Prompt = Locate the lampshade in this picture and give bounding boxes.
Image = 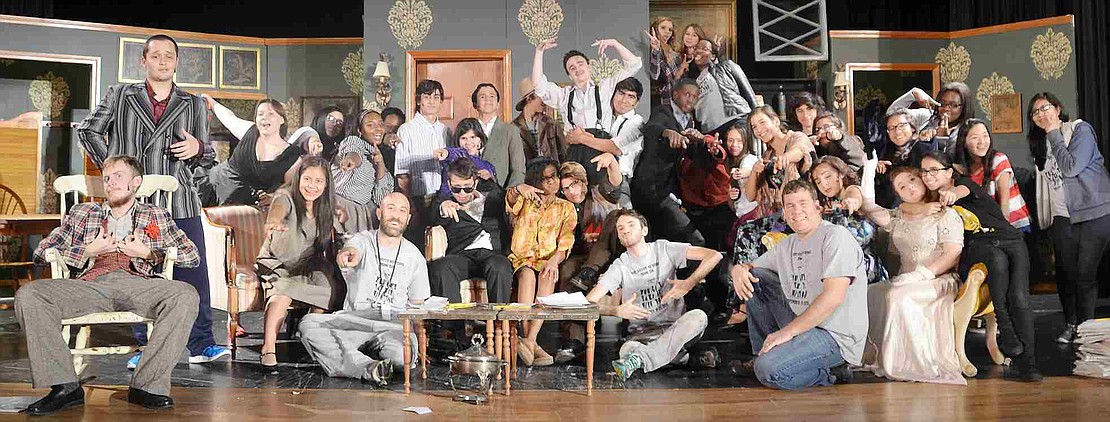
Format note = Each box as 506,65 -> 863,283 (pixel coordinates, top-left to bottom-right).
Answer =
373,61 -> 390,79
833,71 -> 848,87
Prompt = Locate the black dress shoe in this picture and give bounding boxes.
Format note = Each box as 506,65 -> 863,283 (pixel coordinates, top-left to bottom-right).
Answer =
1004,355 -> 1044,383
554,339 -> 586,364
127,387 -> 174,409
22,383 -> 84,416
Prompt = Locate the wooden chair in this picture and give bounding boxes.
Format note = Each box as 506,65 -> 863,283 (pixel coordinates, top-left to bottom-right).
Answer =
0,184 -> 33,291
952,263 -> 1005,377
46,173 -> 180,376
200,205 -> 266,358
425,226 -> 488,303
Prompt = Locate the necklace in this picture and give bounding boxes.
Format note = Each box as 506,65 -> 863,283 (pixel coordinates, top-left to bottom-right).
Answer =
371,230 -> 402,303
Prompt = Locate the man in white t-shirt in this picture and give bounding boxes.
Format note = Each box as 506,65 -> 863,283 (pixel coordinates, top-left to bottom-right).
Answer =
729,180 -> 867,390
585,210 -> 723,381
299,193 -> 430,386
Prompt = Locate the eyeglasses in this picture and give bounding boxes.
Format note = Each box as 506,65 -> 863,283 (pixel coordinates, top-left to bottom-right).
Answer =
561,180 -> 582,191
326,115 -> 345,126
921,167 -> 950,176
1032,104 -> 1055,116
939,101 -> 962,109
817,123 -> 837,132
450,186 -> 475,194
886,122 -> 911,133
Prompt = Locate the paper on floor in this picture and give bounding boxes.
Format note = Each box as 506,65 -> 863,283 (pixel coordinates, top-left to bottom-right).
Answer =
403,406 -> 433,415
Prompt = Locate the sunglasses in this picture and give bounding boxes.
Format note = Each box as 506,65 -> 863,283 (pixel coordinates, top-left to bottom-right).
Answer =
450,186 -> 476,194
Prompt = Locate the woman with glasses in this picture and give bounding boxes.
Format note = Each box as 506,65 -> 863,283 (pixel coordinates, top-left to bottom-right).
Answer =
874,107 -> 937,208
311,105 -> 347,161
507,157 -> 578,366
1026,92 -> 1110,343
888,82 -> 975,154
812,111 -> 867,172
432,118 -> 498,198
910,150 -> 1041,382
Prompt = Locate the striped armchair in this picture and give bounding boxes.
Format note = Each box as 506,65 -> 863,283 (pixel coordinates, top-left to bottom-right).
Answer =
201,205 -> 266,347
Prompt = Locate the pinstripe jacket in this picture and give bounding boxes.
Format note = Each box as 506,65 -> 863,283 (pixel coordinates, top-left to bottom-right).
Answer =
77,83 -> 213,219
33,202 -> 200,279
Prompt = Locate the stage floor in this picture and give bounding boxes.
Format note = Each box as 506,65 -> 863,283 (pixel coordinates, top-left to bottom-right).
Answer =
0,295 -> 1107,420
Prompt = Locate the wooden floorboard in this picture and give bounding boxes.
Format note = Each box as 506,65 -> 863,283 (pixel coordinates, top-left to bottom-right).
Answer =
1,376 -> 1109,421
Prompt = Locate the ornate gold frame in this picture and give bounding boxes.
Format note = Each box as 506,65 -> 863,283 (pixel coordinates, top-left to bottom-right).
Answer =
218,46 -> 261,90
117,37 -> 147,83
175,42 -> 217,88
649,0 -> 738,60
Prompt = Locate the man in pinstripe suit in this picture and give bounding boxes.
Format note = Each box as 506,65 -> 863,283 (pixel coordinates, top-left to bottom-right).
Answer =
77,34 -> 231,367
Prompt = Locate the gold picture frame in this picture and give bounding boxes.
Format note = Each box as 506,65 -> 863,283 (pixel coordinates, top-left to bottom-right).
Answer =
175,42 -> 216,88
649,0 -> 738,61
117,37 -> 147,83
990,93 -> 1023,134
219,46 -> 261,90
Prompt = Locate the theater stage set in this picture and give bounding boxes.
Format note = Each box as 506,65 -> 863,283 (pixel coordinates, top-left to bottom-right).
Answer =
1,1 -> 1109,420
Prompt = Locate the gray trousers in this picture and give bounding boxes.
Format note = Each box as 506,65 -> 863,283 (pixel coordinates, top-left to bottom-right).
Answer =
619,309 -> 708,372
298,311 -> 416,379
14,271 -> 199,396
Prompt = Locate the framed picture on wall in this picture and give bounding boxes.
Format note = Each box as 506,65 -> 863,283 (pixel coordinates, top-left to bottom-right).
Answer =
219,46 -> 260,90
118,37 -> 147,83
175,43 -> 216,88
990,93 -> 1023,134
649,0 -> 738,61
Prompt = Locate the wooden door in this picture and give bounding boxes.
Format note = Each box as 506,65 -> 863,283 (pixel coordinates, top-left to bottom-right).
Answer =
406,50 -> 513,134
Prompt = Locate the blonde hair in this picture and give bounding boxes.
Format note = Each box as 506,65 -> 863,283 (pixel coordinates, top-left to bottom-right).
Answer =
650,16 -> 678,53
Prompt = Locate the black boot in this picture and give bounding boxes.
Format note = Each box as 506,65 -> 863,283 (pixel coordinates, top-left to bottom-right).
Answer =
1004,354 -> 1043,382
21,383 -> 84,416
567,267 -> 599,292
127,387 -> 174,409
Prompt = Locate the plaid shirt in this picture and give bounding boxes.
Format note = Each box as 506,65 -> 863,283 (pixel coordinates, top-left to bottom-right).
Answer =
33,202 -> 200,279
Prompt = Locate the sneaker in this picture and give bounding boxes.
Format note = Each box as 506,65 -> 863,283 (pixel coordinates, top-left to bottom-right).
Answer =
362,359 -> 393,387
554,339 -> 586,364
568,267 -> 600,292
1004,356 -> 1043,382
126,352 -> 142,371
188,345 -> 231,364
728,359 -> 756,377
1056,324 -> 1077,344
695,347 -> 720,369
612,354 -> 644,382
830,363 -> 854,384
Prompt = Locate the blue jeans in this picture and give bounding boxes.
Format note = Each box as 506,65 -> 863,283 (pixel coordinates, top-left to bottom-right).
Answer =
747,268 -> 845,390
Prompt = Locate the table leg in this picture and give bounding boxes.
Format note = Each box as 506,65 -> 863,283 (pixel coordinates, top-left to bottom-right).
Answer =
486,319 -> 495,354
403,318 -> 412,395
502,319 -> 511,395
509,322 -> 517,380
586,319 -> 595,396
418,320 -> 428,379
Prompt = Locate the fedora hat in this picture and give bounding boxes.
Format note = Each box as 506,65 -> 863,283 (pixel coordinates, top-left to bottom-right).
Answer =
514,77 -> 537,112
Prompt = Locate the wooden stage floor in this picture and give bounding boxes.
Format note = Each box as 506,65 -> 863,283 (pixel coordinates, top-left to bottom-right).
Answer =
1,376 -> 1109,421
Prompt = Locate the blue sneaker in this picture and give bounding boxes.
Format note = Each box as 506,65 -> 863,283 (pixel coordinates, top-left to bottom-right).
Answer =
188,345 -> 231,364
126,352 -> 142,370
612,353 -> 644,382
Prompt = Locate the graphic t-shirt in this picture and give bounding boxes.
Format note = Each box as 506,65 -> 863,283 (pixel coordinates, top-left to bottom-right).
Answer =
342,230 -> 430,311
752,221 -> 868,365
598,240 -> 690,327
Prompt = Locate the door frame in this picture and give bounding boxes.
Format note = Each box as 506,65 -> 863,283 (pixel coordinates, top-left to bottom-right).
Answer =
404,49 -> 513,121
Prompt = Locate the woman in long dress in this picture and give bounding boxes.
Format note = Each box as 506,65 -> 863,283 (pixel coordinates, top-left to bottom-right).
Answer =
860,162 -> 966,385
256,157 -> 344,367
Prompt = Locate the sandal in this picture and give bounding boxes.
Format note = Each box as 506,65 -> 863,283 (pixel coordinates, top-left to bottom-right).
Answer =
517,338 -> 535,367
532,346 -> 554,367
727,308 -> 748,325
260,352 -> 278,368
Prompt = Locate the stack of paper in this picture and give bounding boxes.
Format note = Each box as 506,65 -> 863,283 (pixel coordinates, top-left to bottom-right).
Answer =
421,296 -> 448,311
1074,318 -> 1110,379
537,292 -> 591,307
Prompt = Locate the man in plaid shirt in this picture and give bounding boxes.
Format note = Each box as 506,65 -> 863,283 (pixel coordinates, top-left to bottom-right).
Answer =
16,155 -> 200,415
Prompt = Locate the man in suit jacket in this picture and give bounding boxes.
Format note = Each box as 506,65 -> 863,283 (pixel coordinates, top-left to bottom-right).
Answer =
17,156 -> 201,415
428,157 -> 513,304
631,79 -> 706,246
472,83 -> 526,189
76,34 -> 228,366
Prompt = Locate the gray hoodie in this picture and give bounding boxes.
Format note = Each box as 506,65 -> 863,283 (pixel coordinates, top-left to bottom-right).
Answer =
1046,120 -> 1110,223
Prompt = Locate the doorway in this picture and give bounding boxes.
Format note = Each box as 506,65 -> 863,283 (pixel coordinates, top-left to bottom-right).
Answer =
404,50 -> 512,133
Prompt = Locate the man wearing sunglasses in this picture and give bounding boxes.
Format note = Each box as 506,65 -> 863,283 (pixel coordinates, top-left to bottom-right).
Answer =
427,157 -> 513,305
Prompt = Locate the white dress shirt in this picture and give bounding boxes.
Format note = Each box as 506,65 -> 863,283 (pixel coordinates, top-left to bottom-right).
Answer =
395,113 -> 449,196
608,110 -> 645,177
534,56 -> 643,131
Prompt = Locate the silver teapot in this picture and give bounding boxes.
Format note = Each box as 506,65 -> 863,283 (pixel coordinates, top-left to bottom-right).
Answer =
447,334 -> 504,404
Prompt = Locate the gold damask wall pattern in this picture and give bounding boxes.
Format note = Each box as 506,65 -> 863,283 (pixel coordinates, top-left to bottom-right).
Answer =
1030,28 -> 1071,80
518,0 -> 565,46
388,0 -> 433,50
28,71 -> 70,119
975,72 -> 1015,117
935,42 -> 971,83
342,47 -> 364,96
590,54 -> 623,83
853,85 -> 886,110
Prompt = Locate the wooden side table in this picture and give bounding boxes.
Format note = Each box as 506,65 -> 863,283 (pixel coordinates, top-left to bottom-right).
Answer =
497,305 -> 600,396
397,306 -> 500,395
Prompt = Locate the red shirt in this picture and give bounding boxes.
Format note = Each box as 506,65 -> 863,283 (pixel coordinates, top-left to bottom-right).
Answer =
679,154 -> 732,208
145,82 -> 170,124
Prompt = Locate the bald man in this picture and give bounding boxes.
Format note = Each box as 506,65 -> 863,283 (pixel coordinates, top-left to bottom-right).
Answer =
298,193 -> 430,385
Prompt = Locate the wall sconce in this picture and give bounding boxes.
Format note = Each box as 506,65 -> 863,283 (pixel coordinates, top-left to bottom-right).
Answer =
373,53 -> 392,109
833,71 -> 848,111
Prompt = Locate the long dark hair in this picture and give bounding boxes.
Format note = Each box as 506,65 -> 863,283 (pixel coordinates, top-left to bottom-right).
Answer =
723,120 -> 753,169
953,118 -> 998,187
454,117 -> 488,149
311,105 -> 345,159
288,156 -> 335,252
1026,92 -> 1070,170
811,156 -> 859,207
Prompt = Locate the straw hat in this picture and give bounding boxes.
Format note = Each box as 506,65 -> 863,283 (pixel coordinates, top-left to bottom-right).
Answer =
514,77 -> 537,112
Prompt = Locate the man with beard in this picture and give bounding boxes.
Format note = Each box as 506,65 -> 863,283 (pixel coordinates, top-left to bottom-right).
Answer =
298,193 -> 430,385
584,210 -> 722,381
17,155 -> 201,414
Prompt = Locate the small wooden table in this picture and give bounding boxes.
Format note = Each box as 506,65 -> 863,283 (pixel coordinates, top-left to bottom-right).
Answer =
498,305 -> 600,396
0,213 -> 62,237
397,306 -> 500,395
